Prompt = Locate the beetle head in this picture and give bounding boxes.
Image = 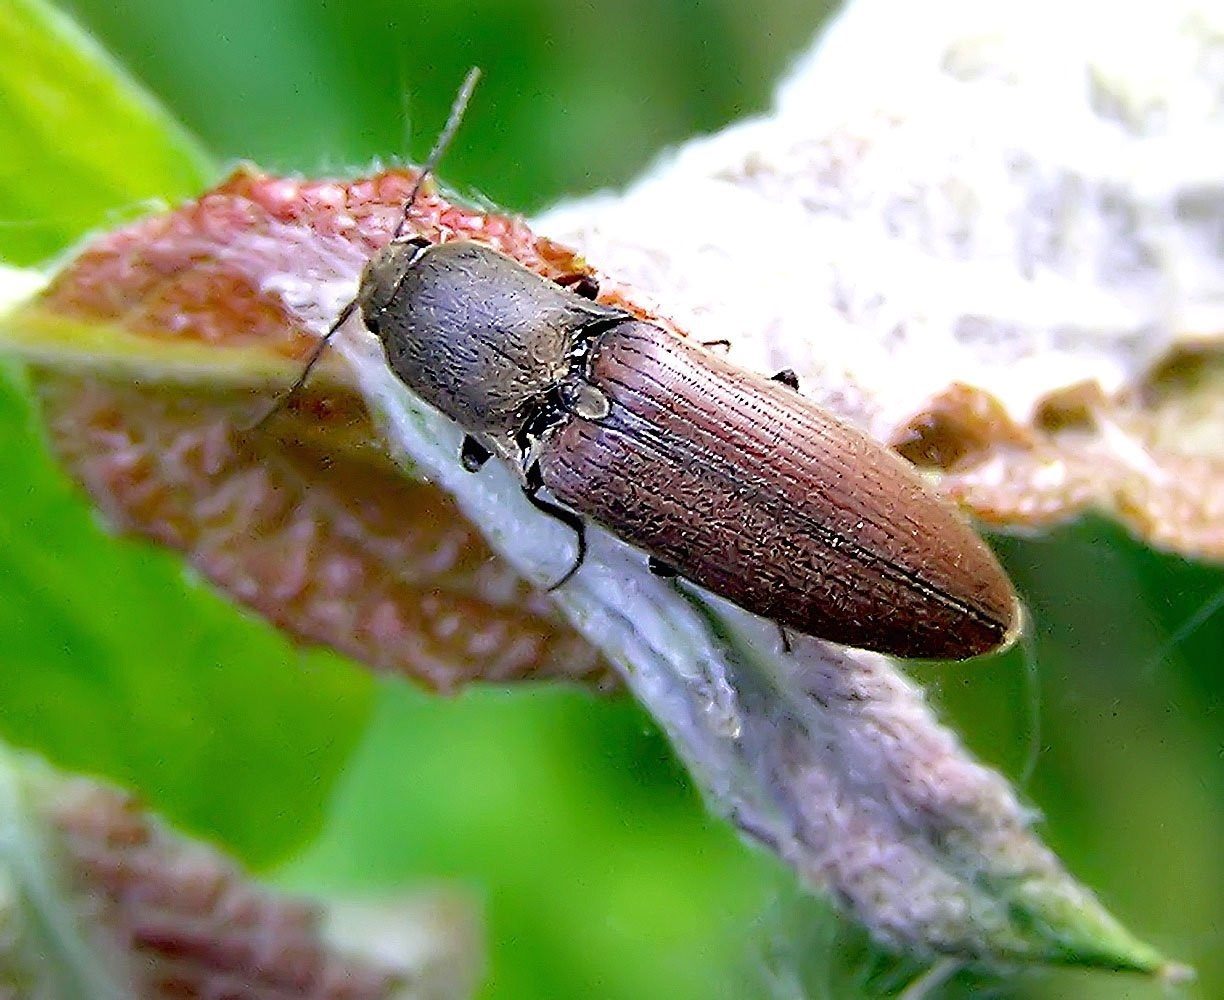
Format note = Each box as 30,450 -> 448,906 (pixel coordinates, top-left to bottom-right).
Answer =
356,237 -> 431,334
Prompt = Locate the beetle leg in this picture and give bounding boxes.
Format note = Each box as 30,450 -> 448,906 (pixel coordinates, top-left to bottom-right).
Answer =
770,368 -> 800,391
728,807 -> 783,854
460,435 -> 492,472
555,272 -> 600,300
524,462 -> 587,590
776,623 -> 793,653
701,338 -> 732,351
400,235 -> 432,252
647,556 -> 678,578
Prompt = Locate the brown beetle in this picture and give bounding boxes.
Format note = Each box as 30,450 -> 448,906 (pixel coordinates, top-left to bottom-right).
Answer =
272,70 -> 1021,660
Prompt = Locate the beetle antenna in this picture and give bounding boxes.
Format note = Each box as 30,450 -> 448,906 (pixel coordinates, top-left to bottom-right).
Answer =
393,66 -> 482,241
248,299 -> 358,431
252,66 -> 480,432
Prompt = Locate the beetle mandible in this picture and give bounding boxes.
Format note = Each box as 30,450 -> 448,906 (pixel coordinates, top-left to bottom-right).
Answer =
269,69 -> 1021,661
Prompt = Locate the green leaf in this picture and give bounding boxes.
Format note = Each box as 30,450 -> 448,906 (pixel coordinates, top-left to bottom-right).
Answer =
0,350 -> 373,865
0,0 -> 372,866
0,0 -> 214,266
279,683 -> 790,1000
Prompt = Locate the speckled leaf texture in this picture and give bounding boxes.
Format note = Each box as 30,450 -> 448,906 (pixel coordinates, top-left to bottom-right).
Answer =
9,170 -> 609,694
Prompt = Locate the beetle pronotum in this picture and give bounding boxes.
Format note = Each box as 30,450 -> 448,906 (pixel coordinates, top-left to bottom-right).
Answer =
267,69 -> 1021,661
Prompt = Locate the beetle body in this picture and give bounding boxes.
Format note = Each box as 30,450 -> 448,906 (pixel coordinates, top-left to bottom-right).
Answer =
358,240 -> 622,461
354,237 -> 1020,660
538,320 -> 1016,658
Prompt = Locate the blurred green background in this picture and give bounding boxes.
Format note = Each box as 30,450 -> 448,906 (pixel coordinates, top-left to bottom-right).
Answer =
2,0 -> 1222,997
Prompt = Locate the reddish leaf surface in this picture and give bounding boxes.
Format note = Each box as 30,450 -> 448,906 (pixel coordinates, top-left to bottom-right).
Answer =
38,168 -> 611,354
16,767 -> 479,999
893,363 -> 1224,558
24,168 -> 613,693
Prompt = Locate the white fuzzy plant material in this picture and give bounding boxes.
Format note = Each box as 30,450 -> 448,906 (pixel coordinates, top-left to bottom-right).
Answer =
540,0 -> 1224,558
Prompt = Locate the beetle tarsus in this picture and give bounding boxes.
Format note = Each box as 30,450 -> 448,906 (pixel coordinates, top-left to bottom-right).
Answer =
555,272 -> 601,300
776,623 -> 793,653
771,368 -> 800,391
524,463 -> 586,590
647,556 -> 678,578
460,435 -> 491,472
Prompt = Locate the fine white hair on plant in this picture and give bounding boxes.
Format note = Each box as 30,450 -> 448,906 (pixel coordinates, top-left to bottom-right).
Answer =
326,287 -> 1173,971
157,0 -> 1205,975
538,0 -> 1224,444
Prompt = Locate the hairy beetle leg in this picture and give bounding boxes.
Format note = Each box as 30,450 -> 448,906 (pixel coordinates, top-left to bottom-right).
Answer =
555,272 -> 601,301
524,462 -> 587,591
